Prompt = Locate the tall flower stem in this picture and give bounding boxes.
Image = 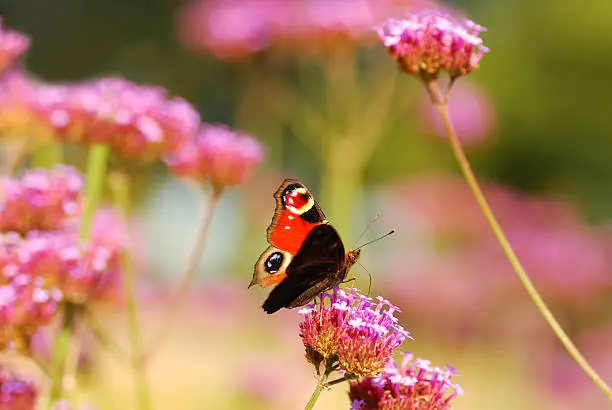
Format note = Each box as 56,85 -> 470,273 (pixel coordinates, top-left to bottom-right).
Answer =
304,381 -> 325,410
47,304 -> 78,406
47,143 -> 110,407
80,143 -> 110,239
426,80 -> 612,401
109,171 -> 151,410
147,186 -> 222,356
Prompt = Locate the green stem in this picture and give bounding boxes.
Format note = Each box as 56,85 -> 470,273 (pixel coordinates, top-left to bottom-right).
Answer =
427,80 -> 612,402
109,172 -> 151,410
304,381 -> 325,410
79,144 -> 110,240
146,187 -> 222,356
47,304 -> 78,406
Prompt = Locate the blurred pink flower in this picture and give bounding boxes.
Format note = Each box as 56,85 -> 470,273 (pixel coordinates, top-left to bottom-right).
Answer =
0,366 -> 36,410
421,81 -> 496,146
0,166 -> 83,235
0,73 -> 201,161
1,230 -> 121,306
0,71 -> 57,143
373,174 -> 612,344
45,77 -> 200,160
377,10 -> 488,78
535,325 -> 612,410
177,0 -> 417,59
0,242 -> 62,350
0,19 -> 29,75
166,124 -> 264,191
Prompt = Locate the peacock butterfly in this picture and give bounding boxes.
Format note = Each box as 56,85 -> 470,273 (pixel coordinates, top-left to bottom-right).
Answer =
249,179 -> 360,314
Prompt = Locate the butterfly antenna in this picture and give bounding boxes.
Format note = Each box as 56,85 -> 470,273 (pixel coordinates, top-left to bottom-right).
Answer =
357,261 -> 373,297
355,230 -> 395,251
352,214 -> 380,249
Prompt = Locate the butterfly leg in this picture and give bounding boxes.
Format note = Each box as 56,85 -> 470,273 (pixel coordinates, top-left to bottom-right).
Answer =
341,276 -> 357,288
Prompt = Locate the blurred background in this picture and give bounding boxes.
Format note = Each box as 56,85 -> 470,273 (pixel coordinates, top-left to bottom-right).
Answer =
2,0 -> 612,409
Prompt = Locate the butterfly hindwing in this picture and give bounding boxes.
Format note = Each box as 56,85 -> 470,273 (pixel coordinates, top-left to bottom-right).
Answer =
262,224 -> 346,314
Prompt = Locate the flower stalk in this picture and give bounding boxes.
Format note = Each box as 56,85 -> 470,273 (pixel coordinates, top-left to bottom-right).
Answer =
147,186 -> 222,355
109,171 -> 151,410
426,79 -> 612,402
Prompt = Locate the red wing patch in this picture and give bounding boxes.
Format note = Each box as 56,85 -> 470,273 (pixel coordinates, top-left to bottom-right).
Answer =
265,179 -> 327,254
268,210 -> 321,254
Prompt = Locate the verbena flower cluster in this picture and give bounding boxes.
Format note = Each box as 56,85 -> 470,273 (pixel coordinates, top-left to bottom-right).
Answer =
0,365 -> 37,410
166,124 -> 264,190
349,353 -> 463,410
0,167 -> 128,350
0,166 -> 83,234
178,0 -> 413,59
0,18 -> 29,75
299,287 -> 410,377
377,10 -> 488,79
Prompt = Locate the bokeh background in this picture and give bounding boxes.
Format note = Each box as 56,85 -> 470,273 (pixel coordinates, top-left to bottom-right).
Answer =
2,0 -> 612,409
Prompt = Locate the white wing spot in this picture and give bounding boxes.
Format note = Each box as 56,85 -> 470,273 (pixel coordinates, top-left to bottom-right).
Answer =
284,226 -> 291,230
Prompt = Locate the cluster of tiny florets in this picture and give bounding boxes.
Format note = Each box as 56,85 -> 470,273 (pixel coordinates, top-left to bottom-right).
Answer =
377,11 -> 488,79
0,19 -> 29,74
0,166 -> 83,235
299,287 -> 410,377
0,366 -> 37,410
165,124 -> 265,191
349,352 -> 463,410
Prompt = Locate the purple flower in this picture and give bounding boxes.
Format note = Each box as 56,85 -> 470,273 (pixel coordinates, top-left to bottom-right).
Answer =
0,166 -> 83,235
298,287 -> 409,377
349,352 -> 463,410
177,0 -> 416,59
46,77 -> 201,160
166,124 -> 264,191
0,248 -> 62,350
0,19 -> 29,75
421,81 -> 496,146
377,10 -> 488,78
0,366 -> 37,410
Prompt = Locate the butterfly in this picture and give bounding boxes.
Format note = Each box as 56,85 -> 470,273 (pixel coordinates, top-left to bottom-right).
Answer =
249,179 -> 361,314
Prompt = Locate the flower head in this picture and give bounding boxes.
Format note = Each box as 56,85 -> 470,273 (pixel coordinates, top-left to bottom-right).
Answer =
377,11 -> 488,79
0,166 -> 83,235
0,19 -> 30,74
0,366 -> 37,410
299,287 -> 409,377
349,352 -> 462,410
166,124 -> 264,191
44,78 -> 201,160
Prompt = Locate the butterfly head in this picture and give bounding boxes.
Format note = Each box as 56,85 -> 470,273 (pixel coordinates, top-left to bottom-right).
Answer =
345,249 -> 361,270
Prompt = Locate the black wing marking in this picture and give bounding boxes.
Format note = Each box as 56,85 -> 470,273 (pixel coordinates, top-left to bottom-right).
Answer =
262,224 -> 346,314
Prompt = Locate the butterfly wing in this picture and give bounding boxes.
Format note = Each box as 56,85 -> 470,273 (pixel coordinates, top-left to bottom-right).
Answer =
262,224 -> 346,314
251,179 -> 327,289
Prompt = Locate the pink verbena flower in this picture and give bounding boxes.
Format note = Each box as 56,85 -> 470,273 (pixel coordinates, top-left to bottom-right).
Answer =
0,166 -> 83,235
377,10 -> 488,79
0,366 -> 37,410
0,19 -> 29,75
0,71 -> 57,143
166,124 -> 264,191
349,352 -> 463,410
2,231 -> 120,306
0,241 -> 62,349
177,0 -> 415,59
299,287 -> 409,377
42,77 -> 200,160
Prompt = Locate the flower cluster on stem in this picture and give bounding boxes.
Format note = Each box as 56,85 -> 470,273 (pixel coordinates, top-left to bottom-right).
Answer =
299,287 -> 410,378
349,352 -> 462,410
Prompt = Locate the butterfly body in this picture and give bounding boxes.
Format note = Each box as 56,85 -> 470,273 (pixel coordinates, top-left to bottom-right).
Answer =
250,179 -> 360,314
